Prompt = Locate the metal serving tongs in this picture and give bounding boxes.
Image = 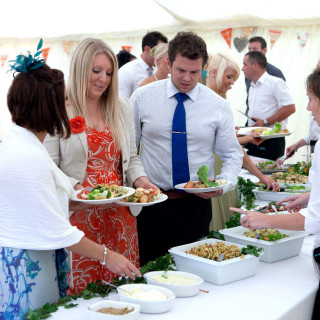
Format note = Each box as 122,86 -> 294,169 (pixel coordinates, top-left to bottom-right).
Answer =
101,280 -> 132,295
276,150 -> 295,165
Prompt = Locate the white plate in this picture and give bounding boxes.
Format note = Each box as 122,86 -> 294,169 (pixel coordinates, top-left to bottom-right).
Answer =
238,127 -> 293,139
174,181 -> 231,193
73,187 -> 135,204
116,193 -> 168,207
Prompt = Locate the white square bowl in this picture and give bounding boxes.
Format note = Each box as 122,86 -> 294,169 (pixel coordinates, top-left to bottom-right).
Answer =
220,226 -> 308,263
168,238 -> 261,285
87,300 -> 140,320
144,270 -> 203,297
117,284 -> 175,314
254,190 -> 296,202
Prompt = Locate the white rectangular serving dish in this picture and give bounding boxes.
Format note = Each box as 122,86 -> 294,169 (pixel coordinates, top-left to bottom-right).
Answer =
168,238 -> 261,285
254,190 -> 302,202
220,226 -> 308,263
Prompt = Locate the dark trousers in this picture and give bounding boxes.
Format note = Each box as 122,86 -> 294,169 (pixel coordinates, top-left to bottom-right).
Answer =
137,195 -> 212,266
246,137 -> 285,161
312,247 -> 320,319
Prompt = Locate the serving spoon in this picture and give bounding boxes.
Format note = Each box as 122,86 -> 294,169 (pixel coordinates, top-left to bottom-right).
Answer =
102,280 -> 132,295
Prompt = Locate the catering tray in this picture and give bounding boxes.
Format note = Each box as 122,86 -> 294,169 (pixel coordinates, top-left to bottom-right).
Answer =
220,226 -> 308,263
254,188 -> 310,202
168,238 -> 261,285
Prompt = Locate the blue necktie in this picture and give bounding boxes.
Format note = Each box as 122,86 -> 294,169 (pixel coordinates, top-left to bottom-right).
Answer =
172,93 -> 190,187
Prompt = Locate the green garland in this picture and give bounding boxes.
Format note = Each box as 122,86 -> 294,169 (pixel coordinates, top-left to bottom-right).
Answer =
24,254 -> 175,319
237,176 -> 257,210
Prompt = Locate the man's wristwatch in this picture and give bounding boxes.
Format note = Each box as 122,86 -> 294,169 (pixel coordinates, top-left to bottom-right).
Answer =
264,119 -> 269,127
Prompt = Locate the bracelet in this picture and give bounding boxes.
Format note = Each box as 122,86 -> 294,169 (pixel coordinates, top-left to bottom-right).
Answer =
100,245 -> 108,266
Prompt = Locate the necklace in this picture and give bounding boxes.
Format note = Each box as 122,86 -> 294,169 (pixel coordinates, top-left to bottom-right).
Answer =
153,74 -> 158,81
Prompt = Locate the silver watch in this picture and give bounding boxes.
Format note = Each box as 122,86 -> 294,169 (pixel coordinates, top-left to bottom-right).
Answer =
264,119 -> 269,127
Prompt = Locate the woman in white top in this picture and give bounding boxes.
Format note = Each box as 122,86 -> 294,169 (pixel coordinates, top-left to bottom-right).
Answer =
0,43 -> 140,318
230,67 -> 320,319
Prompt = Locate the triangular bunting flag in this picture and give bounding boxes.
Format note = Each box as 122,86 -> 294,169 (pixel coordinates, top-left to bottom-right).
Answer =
63,41 -> 72,56
220,28 -> 232,48
1,54 -> 8,68
269,30 -> 282,49
121,45 -> 132,52
41,47 -> 50,62
242,26 -> 256,38
297,32 -> 310,47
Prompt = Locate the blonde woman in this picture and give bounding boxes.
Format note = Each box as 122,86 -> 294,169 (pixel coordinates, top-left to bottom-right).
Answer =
140,42 -> 170,86
45,38 -> 156,293
204,52 -> 279,230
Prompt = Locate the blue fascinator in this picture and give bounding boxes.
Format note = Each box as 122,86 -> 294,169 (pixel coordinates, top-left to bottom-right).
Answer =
8,39 -> 45,75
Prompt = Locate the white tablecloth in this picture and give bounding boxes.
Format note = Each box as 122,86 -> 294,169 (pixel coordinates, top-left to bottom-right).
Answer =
51,168 -> 317,320
51,234 -> 317,320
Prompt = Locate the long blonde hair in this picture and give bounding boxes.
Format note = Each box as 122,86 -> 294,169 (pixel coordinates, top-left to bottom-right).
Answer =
67,38 -> 124,149
205,52 -> 240,98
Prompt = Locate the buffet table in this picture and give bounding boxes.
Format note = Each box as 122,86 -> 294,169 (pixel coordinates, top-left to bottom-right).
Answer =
50,234 -> 317,320
50,167 -> 317,320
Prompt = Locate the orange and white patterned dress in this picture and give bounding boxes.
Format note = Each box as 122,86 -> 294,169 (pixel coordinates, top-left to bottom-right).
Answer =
68,126 -> 139,294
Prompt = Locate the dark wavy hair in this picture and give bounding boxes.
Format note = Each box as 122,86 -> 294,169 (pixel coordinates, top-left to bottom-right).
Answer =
142,31 -> 168,51
306,67 -> 320,100
117,50 -> 136,69
168,31 -> 208,67
7,64 -> 70,137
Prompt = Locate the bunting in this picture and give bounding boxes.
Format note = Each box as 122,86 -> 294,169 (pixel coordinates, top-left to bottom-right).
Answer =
1,54 -> 8,68
297,32 -> 310,47
62,41 -> 72,56
41,47 -> 50,62
269,30 -> 282,49
220,28 -> 232,48
121,45 -> 132,52
242,26 -> 256,38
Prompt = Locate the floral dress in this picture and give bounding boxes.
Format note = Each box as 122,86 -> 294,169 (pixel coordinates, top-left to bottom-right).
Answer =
67,126 -> 139,294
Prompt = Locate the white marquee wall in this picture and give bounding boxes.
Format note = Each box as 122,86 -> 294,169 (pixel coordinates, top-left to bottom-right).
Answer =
1,1 -> 320,162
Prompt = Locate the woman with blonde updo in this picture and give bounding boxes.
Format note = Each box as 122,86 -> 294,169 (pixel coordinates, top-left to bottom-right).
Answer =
140,42 -> 170,86
204,52 -> 279,230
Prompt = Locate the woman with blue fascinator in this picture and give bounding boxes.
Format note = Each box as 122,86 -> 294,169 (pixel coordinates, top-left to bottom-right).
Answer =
0,40 -> 140,319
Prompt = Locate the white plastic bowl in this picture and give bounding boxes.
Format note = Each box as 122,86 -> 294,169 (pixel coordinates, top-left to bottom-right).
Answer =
117,284 -> 175,314
168,238 -> 261,285
144,270 -> 203,297
220,226 -> 308,263
87,300 -> 140,320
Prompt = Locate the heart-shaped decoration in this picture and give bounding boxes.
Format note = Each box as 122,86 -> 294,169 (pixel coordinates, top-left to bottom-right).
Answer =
233,37 -> 248,52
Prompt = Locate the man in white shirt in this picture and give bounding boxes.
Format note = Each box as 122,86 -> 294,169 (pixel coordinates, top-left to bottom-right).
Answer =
131,31 -> 243,265
242,51 -> 296,160
118,31 -> 168,98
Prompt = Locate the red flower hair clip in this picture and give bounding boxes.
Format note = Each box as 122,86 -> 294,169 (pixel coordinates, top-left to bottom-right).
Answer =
70,116 -> 86,134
